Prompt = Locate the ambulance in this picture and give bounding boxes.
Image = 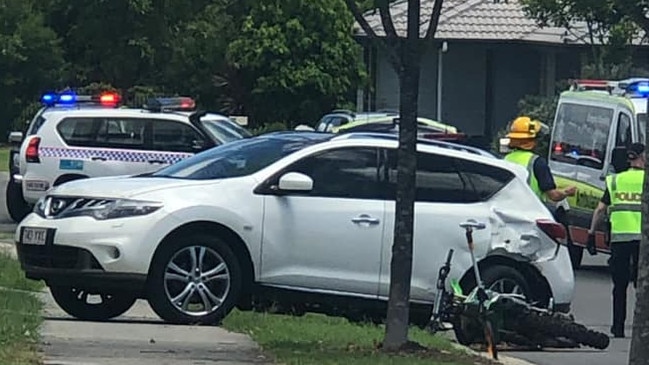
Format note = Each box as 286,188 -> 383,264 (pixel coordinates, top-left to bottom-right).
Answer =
504,78 -> 648,268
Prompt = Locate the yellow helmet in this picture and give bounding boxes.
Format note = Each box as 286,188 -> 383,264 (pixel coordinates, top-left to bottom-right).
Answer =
506,116 -> 545,139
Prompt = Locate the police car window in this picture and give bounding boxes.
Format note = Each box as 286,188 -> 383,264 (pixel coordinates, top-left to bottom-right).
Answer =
616,112 -> 632,148
57,118 -> 145,148
152,120 -> 205,153
385,150 -> 477,203
96,119 -> 145,147
285,147 -> 382,200
550,102 -> 613,170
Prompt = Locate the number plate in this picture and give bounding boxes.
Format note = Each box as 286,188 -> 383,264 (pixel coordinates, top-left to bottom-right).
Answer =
21,227 -> 48,246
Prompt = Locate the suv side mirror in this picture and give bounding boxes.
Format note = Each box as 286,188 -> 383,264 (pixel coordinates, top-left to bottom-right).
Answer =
8,131 -> 23,144
278,172 -> 313,191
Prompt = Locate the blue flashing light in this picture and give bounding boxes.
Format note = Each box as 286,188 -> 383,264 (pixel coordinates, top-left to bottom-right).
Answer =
625,80 -> 649,97
58,92 -> 76,103
41,93 -> 56,104
637,83 -> 649,94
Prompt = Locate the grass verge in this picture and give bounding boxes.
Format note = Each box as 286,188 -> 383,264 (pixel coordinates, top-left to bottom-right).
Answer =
0,253 -> 44,365
0,147 -> 9,172
223,310 -> 496,365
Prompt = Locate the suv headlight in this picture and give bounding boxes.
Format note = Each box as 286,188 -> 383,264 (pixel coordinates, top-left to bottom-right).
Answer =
34,197 -> 163,220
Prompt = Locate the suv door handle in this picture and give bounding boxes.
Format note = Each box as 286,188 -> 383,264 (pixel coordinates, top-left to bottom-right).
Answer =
91,156 -> 106,161
148,159 -> 165,164
351,214 -> 380,225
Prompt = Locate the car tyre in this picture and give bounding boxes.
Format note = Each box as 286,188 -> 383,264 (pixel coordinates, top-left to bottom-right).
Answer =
453,265 -> 532,345
147,233 -> 242,325
5,180 -> 31,222
49,286 -> 136,321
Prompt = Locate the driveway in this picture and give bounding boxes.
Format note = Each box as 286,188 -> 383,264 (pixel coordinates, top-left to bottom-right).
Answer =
502,254 -> 633,365
39,293 -> 271,365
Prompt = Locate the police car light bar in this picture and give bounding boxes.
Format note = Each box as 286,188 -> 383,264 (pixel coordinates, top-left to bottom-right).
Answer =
40,91 -> 121,107
625,80 -> 649,97
144,97 -> 196,112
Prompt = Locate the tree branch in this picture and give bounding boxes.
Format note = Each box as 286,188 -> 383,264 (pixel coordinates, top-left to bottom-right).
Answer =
344,0 -> 402,72
345,0 -> 380,39
377,0 -> 399,39
424,0 -> 444,39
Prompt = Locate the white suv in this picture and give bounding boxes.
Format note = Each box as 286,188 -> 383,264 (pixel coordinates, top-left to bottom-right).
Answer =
15,131 -> 574,330
8,92 -> 250,222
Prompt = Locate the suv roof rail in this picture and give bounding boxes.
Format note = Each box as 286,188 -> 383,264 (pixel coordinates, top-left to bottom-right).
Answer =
332,132 -> 495,158
331,109 -> 355,116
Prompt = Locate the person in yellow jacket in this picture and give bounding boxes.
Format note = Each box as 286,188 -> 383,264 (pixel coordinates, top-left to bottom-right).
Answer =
504,116 -> 577,202
588,142 -> 645,338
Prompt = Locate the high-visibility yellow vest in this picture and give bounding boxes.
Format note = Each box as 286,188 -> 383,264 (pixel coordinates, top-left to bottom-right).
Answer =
606,169 -> 644,243
505,150 -> 544,200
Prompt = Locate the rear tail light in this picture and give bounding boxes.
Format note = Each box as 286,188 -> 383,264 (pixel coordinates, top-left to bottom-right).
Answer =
536,219 -> 567,243
26,137 -> 41,163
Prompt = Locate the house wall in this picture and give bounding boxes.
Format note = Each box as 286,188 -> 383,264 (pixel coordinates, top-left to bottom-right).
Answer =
372,41 -> 582,139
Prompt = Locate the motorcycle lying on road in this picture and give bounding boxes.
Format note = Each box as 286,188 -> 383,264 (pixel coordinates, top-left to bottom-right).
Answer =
427,219 -> 610,360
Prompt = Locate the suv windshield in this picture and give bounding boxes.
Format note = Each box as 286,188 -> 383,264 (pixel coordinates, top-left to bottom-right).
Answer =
550,102 -> 614,169
201,119 -> 247,143
151,133 -> 331,180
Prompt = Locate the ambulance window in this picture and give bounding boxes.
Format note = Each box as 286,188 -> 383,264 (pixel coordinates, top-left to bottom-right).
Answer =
616,113 -> 632,148
550,103 -> 613,170
638,114 -> 647,143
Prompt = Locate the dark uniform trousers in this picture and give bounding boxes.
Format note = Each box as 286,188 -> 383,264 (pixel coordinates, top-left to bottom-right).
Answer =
609,240 -> 640,332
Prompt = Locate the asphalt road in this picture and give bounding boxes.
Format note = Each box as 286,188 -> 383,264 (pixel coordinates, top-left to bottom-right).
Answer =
0,172 -> 18,233
502,254 -> 634,365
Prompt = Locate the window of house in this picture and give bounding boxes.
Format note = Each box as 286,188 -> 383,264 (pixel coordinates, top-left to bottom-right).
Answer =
550,102 -> 614,170
286,147 -> 382,199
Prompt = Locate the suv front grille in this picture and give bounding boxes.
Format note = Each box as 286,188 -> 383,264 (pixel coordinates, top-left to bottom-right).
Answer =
17,244 -> 103,270
43,196 -> 115,218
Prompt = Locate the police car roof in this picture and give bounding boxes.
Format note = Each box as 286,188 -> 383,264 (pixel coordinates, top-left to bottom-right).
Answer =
40,107 -> 230,122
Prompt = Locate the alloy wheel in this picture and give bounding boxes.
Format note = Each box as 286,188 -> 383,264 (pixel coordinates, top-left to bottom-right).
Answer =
488,278 -> 525,296
163,245 -> 231,317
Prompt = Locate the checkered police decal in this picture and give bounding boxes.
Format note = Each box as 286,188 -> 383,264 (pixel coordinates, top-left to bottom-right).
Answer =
39,147 -> 194,164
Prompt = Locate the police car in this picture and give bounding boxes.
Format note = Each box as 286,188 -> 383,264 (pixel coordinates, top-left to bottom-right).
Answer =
7,91 -> 250,222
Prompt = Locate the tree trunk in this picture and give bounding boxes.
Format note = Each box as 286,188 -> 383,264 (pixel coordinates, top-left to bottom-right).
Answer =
629,102 -> 649,364
382,0 -> 421,352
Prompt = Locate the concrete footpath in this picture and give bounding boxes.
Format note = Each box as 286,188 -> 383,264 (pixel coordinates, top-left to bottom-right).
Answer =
1,241 -> 534,365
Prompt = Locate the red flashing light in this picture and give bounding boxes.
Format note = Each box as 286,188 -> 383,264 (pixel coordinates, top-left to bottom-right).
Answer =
99,93 -> 120,105
554,143 -> 563,153
179,97 -> 196,109
26,137 -> 41,163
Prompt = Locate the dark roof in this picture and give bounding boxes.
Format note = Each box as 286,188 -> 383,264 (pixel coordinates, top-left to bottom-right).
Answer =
355,0 -> 646,45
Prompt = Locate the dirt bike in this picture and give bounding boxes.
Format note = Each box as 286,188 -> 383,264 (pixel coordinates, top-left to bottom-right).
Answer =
428,220 -> 610,360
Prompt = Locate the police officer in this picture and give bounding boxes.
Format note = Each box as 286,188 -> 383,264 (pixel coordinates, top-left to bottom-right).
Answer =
587,142 -> 645,338
504,116 -> 577,202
